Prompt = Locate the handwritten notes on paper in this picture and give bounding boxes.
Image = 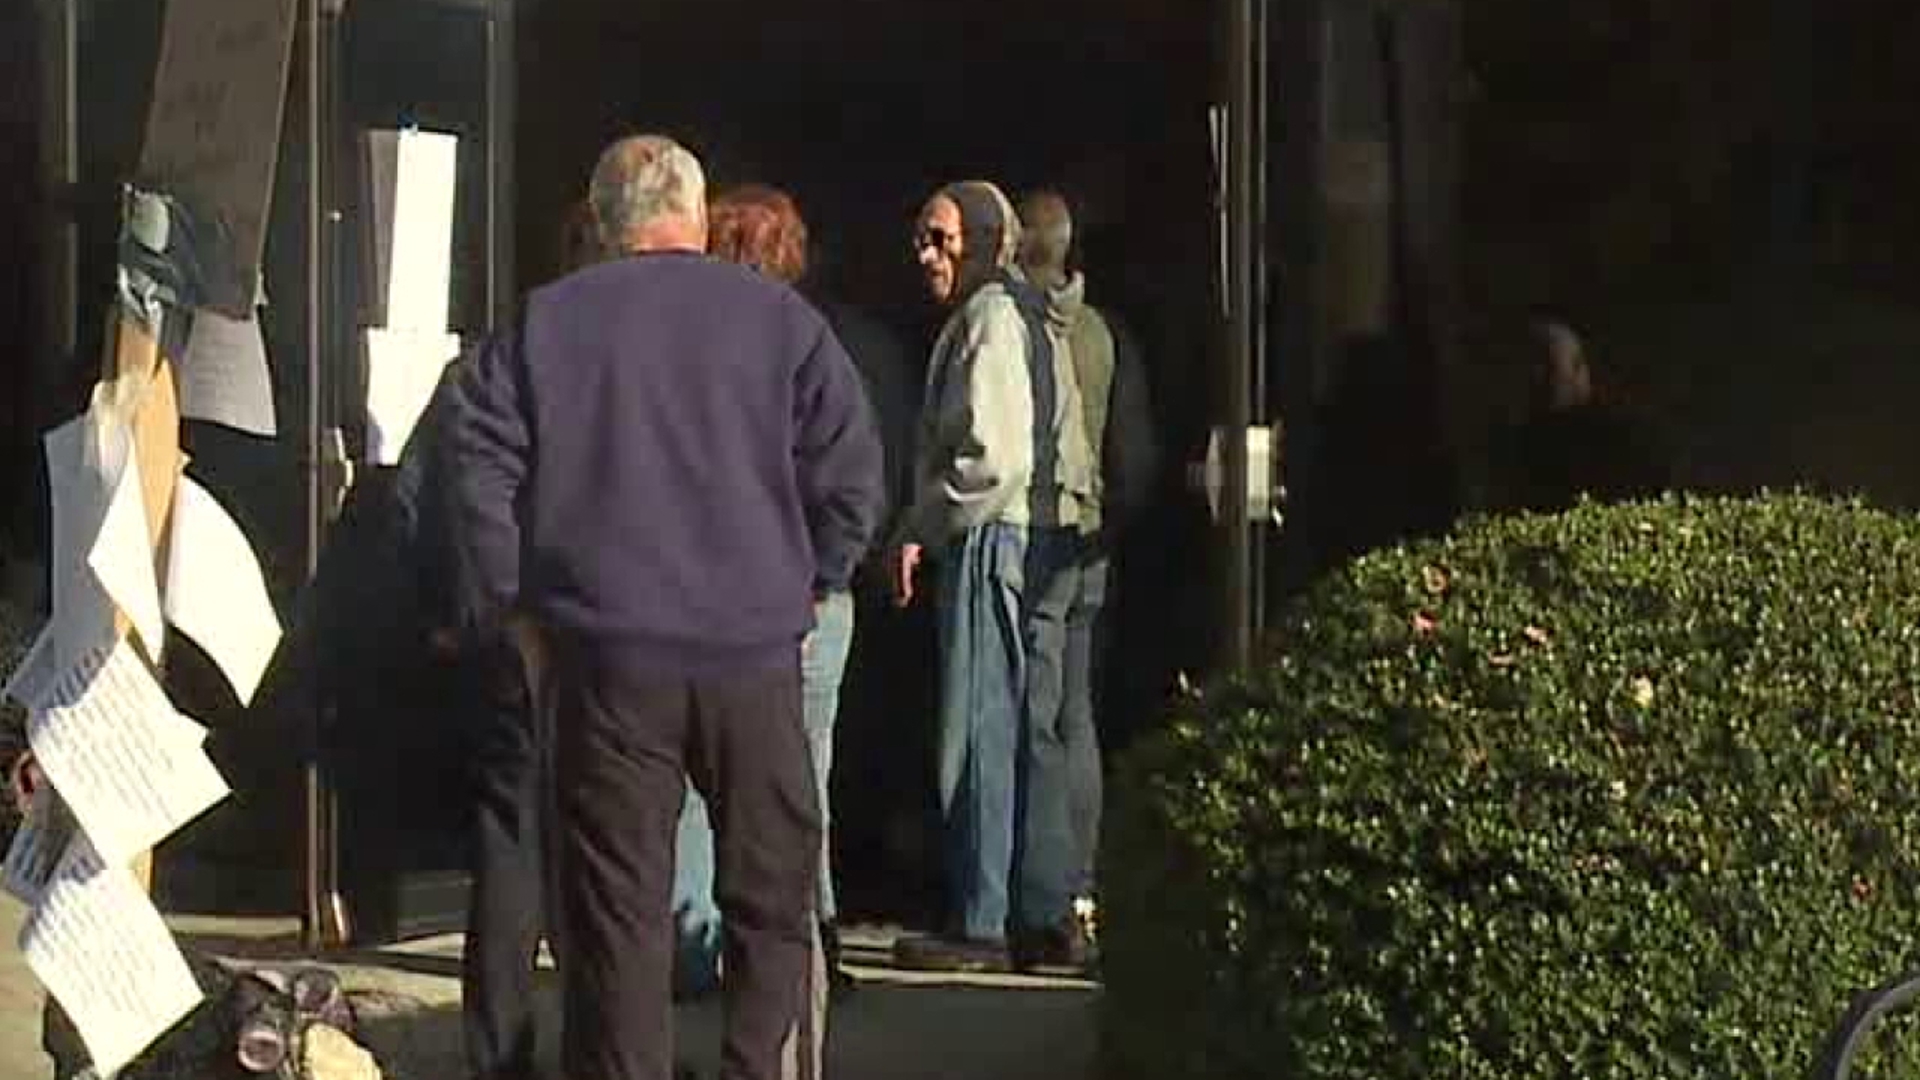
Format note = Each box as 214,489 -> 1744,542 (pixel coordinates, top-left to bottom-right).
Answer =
164,477 -> 282,705
25,634 -> 228,868
140,0 -> 298,315
6,626 -> 226,1068
20,366 -> 280,1074
14,424 -> 257,1071
178,306 -> 278,437
20,834 -> 204,1077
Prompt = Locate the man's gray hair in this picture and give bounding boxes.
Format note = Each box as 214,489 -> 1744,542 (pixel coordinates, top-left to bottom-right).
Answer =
589,135 -> 707,249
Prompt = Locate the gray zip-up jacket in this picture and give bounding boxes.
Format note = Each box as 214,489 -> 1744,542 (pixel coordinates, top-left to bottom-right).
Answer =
899,274 -> 1094,546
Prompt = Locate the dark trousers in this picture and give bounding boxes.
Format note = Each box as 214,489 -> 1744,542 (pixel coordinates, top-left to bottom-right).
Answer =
552,639 -> 821,1080
463,630 -> 561,1080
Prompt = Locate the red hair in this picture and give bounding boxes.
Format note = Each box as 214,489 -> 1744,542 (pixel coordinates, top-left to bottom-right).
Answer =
708,184 -> 808,285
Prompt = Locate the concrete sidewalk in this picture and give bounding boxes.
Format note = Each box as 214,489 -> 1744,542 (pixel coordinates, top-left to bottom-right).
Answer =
0,894 -> 47,1077
0,895 -> 1098,1079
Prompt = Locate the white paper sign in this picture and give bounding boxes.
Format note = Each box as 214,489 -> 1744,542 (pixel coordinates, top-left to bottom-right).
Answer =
44,416 -> 120,682
25,634 -> 230,867
163,477 -> 282,705
365,327 -> 460,465
19,832 -> 204,1076
86,425 -> 165,661
179,307 -> 278,437
365,128 -> 459,332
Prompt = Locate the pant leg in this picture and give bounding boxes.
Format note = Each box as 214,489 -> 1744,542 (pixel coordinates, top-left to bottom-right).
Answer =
684,661 -> 822,1080
672,788 -> 723,996
777,921 -> 830,1080
800,590 -> 856,924
672,591 -> 852,995
1013,529 -> 1083,931
1064,555 -> 1110,898
552,643 -> 691,1080
934,523 -> 1029,941
519,618 -> 569,984
462,637 -> 546,1080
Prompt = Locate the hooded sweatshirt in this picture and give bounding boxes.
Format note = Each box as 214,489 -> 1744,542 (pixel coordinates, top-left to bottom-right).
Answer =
898,182 -> 1094,546
1033,272 -> 1160,539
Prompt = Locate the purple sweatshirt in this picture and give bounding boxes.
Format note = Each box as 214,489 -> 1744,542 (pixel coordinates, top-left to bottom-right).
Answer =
446,251 -> 884,674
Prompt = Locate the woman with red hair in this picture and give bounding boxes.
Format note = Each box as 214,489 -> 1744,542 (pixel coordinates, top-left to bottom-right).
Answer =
672,183 -> 916,1001
707,184 -> 811,285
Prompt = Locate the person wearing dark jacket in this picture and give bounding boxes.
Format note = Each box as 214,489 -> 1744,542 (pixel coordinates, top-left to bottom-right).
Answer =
446,135 -> 884,1080
1015,190 -> 1160,933
415,195 -> 616,1080
1490,321 -> 1672,514
396,338 -> 568,1080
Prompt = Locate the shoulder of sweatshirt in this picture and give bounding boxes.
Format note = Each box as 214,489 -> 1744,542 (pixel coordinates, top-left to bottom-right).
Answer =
526,254 -> 833,358
535,254 -> 817,311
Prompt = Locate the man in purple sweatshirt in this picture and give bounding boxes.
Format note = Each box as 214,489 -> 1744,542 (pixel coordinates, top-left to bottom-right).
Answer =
446,134 -> 883,1080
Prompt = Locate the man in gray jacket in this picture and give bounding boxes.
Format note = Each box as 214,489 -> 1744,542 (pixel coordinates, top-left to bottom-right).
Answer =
888,180 -> 1096,973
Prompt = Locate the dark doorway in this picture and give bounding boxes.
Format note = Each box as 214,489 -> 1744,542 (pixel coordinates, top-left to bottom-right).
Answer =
518,0 -> 1228,921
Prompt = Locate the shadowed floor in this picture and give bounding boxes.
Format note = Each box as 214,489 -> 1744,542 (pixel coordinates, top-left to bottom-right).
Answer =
0,898 -> 1098,1080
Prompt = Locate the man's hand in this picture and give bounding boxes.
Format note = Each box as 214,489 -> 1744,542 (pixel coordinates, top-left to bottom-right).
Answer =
9,750 -> 43,816
803,596 -> 830,657
892,543 -> 924,608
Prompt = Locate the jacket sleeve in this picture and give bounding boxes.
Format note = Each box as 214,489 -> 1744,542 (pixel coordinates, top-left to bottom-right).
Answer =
388,356 -> 468,625
794,321 -> 886,593
897,300 -> 1035,546
445,323 -> 529,636
1102,313 -> 1162,537
390,357 -> 467,553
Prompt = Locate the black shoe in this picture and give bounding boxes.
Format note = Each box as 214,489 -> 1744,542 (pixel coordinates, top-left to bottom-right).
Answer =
831,963 -> 857,998
891,933 -> 1012,973
1011,920 -> 1093,977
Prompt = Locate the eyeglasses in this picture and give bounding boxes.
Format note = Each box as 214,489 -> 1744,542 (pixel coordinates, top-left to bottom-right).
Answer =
913,227 -> 957,254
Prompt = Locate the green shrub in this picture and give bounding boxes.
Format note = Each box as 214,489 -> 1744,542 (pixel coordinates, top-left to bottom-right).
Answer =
1102,495 -> 1920,1079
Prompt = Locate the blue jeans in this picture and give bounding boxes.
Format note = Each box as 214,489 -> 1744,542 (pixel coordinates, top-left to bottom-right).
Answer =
935,523 -> 1082,940
671,590 -> 855,994
1013,530 -> 1093,932
1061,553 -> 1109,899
